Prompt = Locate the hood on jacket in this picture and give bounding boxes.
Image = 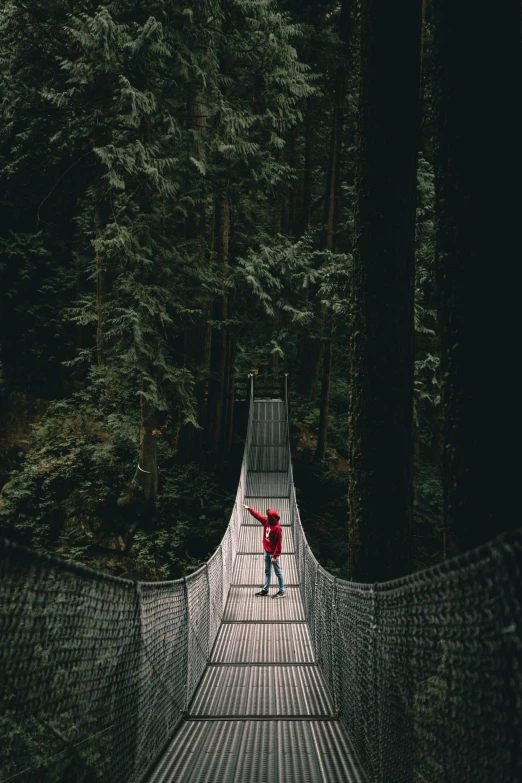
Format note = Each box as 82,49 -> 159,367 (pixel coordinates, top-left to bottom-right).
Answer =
266,509 -> 280,525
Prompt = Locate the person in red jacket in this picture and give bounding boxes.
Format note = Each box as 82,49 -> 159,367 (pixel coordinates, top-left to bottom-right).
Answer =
242,504 -> 285,598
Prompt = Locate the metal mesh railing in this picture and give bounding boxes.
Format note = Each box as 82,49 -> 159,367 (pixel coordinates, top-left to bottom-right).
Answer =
2,378 -> 521,783
283,381 -> 522,783
0,380 -> 255,783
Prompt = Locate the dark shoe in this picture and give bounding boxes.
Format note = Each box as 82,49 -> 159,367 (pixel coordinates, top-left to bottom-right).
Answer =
255,590 -> 269,596
272,591 -> 285,599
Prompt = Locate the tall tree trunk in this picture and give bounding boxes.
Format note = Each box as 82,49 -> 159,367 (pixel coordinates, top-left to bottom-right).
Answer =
348,0 -> 423,583
432,0 -> 521,556
207,195 -> 230,452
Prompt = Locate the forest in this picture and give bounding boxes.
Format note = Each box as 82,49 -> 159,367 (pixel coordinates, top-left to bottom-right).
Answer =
0,0 -> 519,584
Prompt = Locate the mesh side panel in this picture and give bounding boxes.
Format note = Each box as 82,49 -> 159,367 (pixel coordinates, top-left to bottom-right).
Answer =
185,567 -> 210,705
0,543 -> 142,783
304,545 -> 319,627
333,580 -> 376,779
207,547 -> 223,651
315,566 -> 334,702
232,501 -> 240,555
135,582 -> 187,780
221,527 -> 233,612
307,524 -> 522,783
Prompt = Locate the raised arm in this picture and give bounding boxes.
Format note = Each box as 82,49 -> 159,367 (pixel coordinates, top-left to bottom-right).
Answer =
242,504 -> 267,524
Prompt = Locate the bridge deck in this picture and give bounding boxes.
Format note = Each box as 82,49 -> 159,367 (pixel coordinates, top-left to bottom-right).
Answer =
148,400 -> 365,783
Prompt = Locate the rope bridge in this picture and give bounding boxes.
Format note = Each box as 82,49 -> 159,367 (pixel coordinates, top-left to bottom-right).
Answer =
1,379 -> 521,783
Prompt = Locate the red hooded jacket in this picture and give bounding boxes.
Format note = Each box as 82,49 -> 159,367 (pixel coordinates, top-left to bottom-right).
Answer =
246,507 -> 282,558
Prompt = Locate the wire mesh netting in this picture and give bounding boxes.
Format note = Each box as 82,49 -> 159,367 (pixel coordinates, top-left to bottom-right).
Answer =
1,378 -> 521,783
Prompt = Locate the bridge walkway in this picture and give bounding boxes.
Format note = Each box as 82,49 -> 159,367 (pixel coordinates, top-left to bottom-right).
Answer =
148,400 -> 365,783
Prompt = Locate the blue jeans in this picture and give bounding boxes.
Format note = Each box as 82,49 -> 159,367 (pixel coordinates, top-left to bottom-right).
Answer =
263,551 -> 284,593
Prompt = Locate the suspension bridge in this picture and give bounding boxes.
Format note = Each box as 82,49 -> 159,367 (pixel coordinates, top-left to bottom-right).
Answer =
1,378 -> 521,783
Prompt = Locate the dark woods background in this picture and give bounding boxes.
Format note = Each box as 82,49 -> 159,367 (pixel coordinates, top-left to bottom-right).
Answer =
0,0 -> 519,581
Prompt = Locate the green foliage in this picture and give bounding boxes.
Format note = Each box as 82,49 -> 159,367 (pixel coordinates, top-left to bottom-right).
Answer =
0,394 -> 234,579
0,0 -> 312,572
0,0 -> 445,583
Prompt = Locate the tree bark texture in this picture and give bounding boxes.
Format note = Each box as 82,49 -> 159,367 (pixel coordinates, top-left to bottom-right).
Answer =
348,0 -> 423,583
432,0 -> 521,555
